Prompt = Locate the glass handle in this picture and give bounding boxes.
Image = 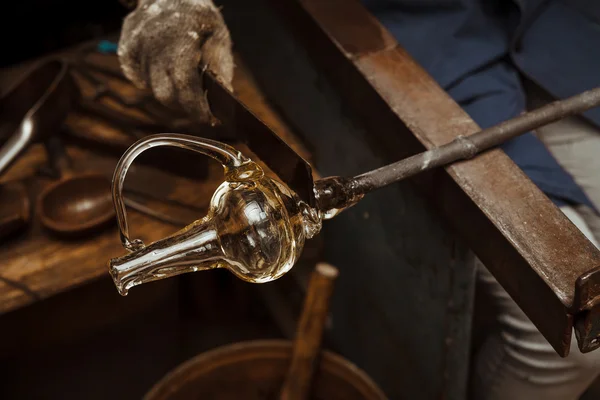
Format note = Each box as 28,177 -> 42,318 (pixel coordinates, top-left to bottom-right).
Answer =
111,133 -> 254,251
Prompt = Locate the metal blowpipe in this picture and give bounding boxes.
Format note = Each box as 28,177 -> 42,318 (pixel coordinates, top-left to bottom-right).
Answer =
314,87 -> 600,215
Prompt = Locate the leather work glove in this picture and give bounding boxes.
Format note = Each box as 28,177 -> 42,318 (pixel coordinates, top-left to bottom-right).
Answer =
117,0 -> 234,123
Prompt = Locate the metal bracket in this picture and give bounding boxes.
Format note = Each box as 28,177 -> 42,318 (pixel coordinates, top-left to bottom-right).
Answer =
574,267 -> 600,353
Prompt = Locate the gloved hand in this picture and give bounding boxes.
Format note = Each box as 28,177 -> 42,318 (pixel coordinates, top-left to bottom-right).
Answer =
117,0 -> 234,123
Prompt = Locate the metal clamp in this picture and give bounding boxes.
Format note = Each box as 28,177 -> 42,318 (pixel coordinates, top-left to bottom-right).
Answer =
574,267 -> 600,353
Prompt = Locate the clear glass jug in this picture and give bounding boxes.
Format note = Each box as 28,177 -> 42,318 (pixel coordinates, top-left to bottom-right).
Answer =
109,134 -> 322,295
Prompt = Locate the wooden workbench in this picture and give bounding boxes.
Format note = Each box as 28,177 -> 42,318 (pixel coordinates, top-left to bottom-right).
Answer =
0,49 -> 317,317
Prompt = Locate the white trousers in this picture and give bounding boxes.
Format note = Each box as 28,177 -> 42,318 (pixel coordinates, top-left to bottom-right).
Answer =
472,86 -> 600,400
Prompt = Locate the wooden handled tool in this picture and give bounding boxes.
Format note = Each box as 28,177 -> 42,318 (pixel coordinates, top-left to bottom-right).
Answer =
279,263 -> 340,400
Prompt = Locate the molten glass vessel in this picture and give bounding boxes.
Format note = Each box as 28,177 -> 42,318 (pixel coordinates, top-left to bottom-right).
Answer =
109,134 -> 322,295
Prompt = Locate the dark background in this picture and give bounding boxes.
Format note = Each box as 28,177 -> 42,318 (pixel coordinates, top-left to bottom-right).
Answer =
1,0 -> 127,67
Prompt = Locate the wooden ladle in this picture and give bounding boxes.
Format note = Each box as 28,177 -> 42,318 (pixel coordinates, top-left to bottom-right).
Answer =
37,137 -> 203,236
37,137 -> 114,236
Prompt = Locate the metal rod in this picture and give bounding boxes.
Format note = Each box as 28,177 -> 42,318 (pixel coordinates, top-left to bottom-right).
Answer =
315,87 -> 600,212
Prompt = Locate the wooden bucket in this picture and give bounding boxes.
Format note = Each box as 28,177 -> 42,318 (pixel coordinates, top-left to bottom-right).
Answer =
144,339 -> 388,400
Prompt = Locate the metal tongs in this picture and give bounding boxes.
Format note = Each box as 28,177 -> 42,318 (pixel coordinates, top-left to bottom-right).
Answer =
203,71 -> 600,216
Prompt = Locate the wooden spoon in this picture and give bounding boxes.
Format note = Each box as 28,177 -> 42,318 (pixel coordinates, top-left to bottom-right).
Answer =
37,137 -> 114,236
37,137 -> 203,237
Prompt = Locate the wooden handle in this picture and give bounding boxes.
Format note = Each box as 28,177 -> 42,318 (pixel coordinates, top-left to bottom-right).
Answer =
279,263 -> 339,400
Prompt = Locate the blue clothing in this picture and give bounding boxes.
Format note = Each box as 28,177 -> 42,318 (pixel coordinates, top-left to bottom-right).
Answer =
363,0 -> 600,209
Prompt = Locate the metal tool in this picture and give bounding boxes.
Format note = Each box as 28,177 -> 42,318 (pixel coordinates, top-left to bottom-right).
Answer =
0,59 -> 78,175
313,86 -> 600,213
0,59 -> 77,241
203,71 -> 316,207
202,69 -> 600,217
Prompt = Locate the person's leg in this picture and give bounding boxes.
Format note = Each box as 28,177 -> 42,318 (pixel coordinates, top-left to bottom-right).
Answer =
526,83 -> 600,212
472,206 -> 600,400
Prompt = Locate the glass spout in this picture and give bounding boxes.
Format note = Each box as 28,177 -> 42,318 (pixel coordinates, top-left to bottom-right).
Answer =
109,216 -> 222,295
